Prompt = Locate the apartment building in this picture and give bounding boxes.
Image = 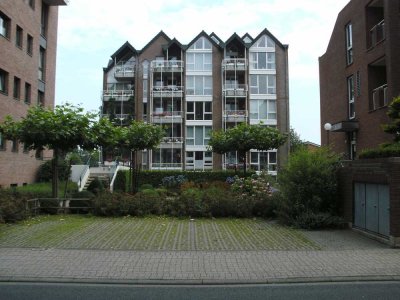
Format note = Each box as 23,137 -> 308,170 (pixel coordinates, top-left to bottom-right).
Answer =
102,29 -> 289,173
0,0 -> 68,188
320,0 -> 400,159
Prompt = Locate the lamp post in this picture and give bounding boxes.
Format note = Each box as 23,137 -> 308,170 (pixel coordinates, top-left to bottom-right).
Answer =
324,123 -> 332,146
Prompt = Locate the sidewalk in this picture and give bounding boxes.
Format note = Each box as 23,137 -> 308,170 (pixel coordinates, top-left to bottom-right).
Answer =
0,230 -> 400,284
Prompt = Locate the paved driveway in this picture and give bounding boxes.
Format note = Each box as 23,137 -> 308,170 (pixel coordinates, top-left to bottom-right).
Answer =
0,229 -> 399,284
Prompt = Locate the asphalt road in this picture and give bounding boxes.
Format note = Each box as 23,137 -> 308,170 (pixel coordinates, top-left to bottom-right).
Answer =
1,281 -> 400,300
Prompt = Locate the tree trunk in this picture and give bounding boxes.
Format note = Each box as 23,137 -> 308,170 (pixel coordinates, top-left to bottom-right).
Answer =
52,148 -> 59,198
129,150 -> 133,194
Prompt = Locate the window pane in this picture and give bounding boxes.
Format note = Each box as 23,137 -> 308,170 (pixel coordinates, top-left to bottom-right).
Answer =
204,76 -> 212,95
195,126 -> 203,145
195,53 -> 203,70
195,102 -> 203,120
259,75 -> 267,94
187,126 -> 194,138
204,38 -> 212,49
268,100 -> 277,119
195,77 -> 203,95
205,102 -> 212,113
269,152 -> 277,164
251,152 -> 258,163
250,101 -> 258,119
259,100 -> 268,119
187,102 -> 194,112
258,53 -> 267,69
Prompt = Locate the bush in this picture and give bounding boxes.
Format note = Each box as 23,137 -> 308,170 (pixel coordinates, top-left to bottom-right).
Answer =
113,170 -> 127,192
202,186 -> 235,217
276,147 -> 341,228
0,190 -> 28,223
87,178 -> 105,195
16,182 -> 78,198
39,198 -> 60,215
359,143 -> 400,159
93,191 -> 135,217
292,212 -> 344,230
37,160 -> 71,182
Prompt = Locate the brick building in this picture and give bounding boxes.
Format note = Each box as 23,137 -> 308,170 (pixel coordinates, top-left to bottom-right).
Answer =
319,0 -> 400,159
101,29 -> 290,173
0,0 -> 67,188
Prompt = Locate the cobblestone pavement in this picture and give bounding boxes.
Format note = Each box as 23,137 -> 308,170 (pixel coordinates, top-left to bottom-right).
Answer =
0,230 -> 399,284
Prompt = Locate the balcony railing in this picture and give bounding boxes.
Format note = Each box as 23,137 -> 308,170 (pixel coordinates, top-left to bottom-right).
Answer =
151,86 -> 184,98
151,163 -> 182,169
223,110 -> 248,122
372,83 -> 388,110
369,20 -> 385,48
102,113 -> 131,120
151,60 -> 184,72
103,90 -> 134,101
223,84 -> 248,97
152,111 -> 183,123
161,137 -> 184,143
114,64 -> 135,79
222,58 -> 247,71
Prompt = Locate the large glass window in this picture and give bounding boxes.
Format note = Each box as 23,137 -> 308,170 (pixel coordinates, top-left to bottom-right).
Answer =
186,76 -> 212,95
346,23 -> 353,65
254,35 -> 275,48
41,3 -> 48,37
250,52 -> 275,70
142,60 -> 149,79
189,37 -> 212,50
152,149 -> 182,166
0,12 -> 10,38
250,75 -> 276,94
186,126 -> 212,146
186,101 -> 212,120
250,100 -> 276,120
13,77 -> 21,100
251,151 -> 277,172
39,47 -> 45,81
186,53 -> 212,71
25,82 -> 31,104
348,75 -> 355,119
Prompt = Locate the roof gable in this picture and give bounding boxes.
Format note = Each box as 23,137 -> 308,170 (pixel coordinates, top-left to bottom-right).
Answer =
250,28 -> 286,49
185,30 -> 222,50
139,30 -> 171,54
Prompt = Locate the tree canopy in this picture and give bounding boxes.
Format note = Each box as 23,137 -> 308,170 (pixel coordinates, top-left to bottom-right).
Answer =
382,96 -> 400,143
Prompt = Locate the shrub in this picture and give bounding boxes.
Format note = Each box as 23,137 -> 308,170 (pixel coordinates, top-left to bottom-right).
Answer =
359,143 -> 400,159
37,160 -> 71,182
113,170 -> 127,192
276,147 -> 341,228
93,191 -> 135,217
0,190 -> 28,223
161,175 -> 187,189
202,186 -> 235,217
139,184 -> 154,191
87,178 -> 105,195
179,188 -> 204,217
292,212 -> 344,230
39,198 -> 60,215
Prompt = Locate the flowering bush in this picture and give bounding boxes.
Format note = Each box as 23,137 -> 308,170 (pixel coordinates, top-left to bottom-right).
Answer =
231,174 -> 272,200
161,175 -> 187,188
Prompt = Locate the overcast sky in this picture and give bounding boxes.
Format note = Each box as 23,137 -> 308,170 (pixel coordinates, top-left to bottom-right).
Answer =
55,0 -> 350,144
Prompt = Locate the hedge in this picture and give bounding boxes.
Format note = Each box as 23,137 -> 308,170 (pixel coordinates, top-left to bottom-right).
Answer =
359,143 -> 400,159
114,170 -> 255,192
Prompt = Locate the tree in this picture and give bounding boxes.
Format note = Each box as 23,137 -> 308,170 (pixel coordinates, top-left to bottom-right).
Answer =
118,121 -> 164,193
382,96 -> 400,142
0,104 -> 96,198
208,123 -> 287,173
290,127 -> 305,153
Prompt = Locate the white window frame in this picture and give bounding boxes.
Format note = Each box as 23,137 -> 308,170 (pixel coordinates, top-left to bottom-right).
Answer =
348,75 -> 355,119
250,99 -> 276,120
250,150 -> 277,172
0,12 -> 10,38
346,23 -> 353,65
186,101 -> 212,120
250,52 -> 275,70
186,76 -> 212,96
250,74 -> 276,95
186,53 -> 212,71
189,37 -> 212,50
186,126 -> 212,146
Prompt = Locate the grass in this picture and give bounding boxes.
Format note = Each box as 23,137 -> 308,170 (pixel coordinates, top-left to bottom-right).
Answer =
0,215 -> 320,251
14,181 -> 78,197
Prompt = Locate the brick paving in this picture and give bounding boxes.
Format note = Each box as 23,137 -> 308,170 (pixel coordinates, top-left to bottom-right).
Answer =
0,230 -> 399,283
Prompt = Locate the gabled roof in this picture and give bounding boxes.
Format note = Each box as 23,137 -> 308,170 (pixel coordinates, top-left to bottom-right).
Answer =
242,32 -> 253,41
250,28 -> 287,49
139,30 -> 171,54
184,30 -> 222,50
110,41 -> 137,60
225,32 -> 248,49
209,32 -> 224,47
162,37 -> 184,52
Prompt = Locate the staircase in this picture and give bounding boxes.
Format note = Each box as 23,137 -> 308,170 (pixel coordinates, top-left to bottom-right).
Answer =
82,174 -> 110,191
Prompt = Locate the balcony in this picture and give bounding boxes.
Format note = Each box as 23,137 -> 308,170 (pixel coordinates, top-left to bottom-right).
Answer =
372,83 -> 388,110
151,163 -> 182,170
103,90 -> 134,102
151,60 -> 184,73
369,20 -> 385,49
151,86 -> 184,98
223,110 -> 248,122
223,84 -> 248,97
222,58 -> 247,71
114,62 -> 135,79
159,137 -> 184,148
152,110 -> 183,123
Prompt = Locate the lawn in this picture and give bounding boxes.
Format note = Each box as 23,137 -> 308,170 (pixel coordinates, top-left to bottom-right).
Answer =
0,215 -> 320,251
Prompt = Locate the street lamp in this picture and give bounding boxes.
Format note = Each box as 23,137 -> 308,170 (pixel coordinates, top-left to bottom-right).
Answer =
324,123 -> 332,146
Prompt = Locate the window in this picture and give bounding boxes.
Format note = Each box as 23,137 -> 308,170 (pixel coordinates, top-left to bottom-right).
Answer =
0,12 -> 10,39
250,52 -> 275,70
152,148 -> 182,166
37,90 -> 44,106
16,25 -> 23,48
186,126 -> 212,146
186,53 -> 212,71
186,101 -> 212,120
250,75 -> 276,94
348,76 -> 355,119
189,37 -> 212,50
142,60 -> 149,79
143,79 -> 148,101
13,76 -> 21,99
0,68 -> 9,94
39,47 -> 45,81
346,23 -> 353,65
29,0 -> 35,9
25,82 -> 31,104
0,133 -> 5,150
185,151 -> 212,170
250,99 -> 276,120
41,3 -> 48,37
254,35 -> 275,48
186,76 -> 212,95
27,34 -> 33,55
251,151 -> 277,172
